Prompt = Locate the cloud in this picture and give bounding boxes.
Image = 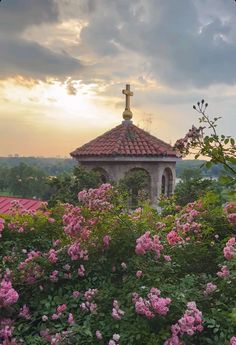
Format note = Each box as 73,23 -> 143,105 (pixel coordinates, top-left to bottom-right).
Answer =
73,0 -> 236,88
66,80 -> 78,95
0,36 -> 83,79
0,0 -> 84,80
0,0 -> 58,34
1,0 -> 236,88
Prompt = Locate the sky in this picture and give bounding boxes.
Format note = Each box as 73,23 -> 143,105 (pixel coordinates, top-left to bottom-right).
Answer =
0,0 -> 236,157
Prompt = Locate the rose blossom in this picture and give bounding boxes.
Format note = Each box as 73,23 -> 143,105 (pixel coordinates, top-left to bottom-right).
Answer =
113,334 -> 120,342
108,341 -> 116,345
68,313 -> 74,324
164,255 -> 172,262
103,235 -> 110,248
95,330 -> 103,340
136,270 -> 143,278
57,304 -> 67,314
121,262 -> 127,270
230,336 -> 236,345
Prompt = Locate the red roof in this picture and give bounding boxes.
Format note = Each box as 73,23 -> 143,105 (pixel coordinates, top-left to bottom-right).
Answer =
71,122 -> 177,158
0,196 -> 43,215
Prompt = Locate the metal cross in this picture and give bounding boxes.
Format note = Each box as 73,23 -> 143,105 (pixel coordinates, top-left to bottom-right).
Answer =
122,84 -> 133,111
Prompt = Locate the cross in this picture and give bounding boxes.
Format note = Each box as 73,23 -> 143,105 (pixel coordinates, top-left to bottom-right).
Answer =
122,84 -> 133,111
122,84 -> 133,121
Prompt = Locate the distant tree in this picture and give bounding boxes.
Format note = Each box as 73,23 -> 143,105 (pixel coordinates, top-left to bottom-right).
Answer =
179,167 -> 202,181
0,166 -> 10,192
7,163 -> 49,198
174,168 -> 223,206
0,157 -> 75,175
176,160 -> 224,178
48,166 -> 103,206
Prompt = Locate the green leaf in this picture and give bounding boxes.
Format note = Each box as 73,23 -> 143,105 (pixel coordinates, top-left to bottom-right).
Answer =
224,138 -> 229,145
83,328 -> 93,337
218,175 -> 234,185
228,157 -> 236,165
205,161 -> 213,169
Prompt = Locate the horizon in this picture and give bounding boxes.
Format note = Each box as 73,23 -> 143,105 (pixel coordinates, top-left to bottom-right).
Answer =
0,155 -> 209,163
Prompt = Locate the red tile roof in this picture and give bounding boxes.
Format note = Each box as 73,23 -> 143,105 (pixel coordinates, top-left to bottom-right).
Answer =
0,196 -> 43,215
71,122 -> 177,158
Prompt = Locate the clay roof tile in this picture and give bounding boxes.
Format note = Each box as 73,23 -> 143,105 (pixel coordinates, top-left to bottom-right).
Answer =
70,122 -> 177,158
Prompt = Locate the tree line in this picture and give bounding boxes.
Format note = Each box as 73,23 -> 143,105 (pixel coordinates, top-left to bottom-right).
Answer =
0,157 -> 75,175
0,156 -> 227,204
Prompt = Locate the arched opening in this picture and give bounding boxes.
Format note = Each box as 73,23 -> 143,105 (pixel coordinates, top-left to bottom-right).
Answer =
120,168 -> 151,208
161,168 -> 173,197
161,175 -> 166,195
92,167 -> 109,183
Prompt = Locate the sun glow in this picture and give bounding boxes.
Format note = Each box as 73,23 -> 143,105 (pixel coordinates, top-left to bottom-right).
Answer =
0,77 -> 123,156
0,77 -> 117,128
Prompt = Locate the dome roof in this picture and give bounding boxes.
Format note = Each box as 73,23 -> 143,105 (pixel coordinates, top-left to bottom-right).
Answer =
70,122 -> 177,158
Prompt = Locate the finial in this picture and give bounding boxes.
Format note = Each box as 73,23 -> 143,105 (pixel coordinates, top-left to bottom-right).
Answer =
122,84 -> 133,121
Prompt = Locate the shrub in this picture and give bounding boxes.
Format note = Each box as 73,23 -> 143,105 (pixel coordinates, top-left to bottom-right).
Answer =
0,185 -> 236,344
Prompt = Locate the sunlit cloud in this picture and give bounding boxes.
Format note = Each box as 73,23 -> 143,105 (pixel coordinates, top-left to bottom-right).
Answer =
22,19 -> 87,55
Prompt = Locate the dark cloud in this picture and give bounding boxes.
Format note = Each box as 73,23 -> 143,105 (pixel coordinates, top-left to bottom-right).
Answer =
1,0 -> 236,87
76,0 -> 236,87
0,37 -> 83,78
0,0 -> 58,33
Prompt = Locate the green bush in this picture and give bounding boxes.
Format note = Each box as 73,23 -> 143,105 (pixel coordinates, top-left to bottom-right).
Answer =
0,185 -> 236,344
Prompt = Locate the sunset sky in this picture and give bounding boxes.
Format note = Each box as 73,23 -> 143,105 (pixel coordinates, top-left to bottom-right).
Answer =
0,0 -> 236,157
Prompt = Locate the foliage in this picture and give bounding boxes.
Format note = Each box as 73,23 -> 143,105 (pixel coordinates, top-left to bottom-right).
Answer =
0,164 -> 103,203
0,163 -> 51,199
0,106 -> 235,343
48,166 -> 103,206
1,184 -> 236,345
0,166 -> 10,192
0,157 -> 75,176
174,168 -> 224,206
174,101 -> 236,188
0,157 -> 226,203
176,160 -> 224,178
0,156 -> 224,179
119,170 -> 150,208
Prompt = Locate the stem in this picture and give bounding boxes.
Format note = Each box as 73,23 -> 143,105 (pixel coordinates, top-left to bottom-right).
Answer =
194,107 -> 236,176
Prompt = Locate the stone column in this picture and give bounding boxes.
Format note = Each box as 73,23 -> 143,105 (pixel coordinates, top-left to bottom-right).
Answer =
156,166 -> 164,200
150,171 -> 159,206
172,166 -> 177,193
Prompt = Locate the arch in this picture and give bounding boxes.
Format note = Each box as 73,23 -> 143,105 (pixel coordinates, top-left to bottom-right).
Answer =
161,175 -> 166,195
92,167 -> 110,183
121,167 -> 151,208
161,167 -> 173,197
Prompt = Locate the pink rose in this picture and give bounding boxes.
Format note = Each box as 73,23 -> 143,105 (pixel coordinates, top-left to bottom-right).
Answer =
136,270 -> 142,278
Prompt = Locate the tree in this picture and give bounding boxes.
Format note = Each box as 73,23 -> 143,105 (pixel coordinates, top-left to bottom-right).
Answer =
174,100 -> 236,188
119,169 -> 151,208
0,166 -> 10,192
48,166 -> 103,205
174,168 -> 223,206
179,167 -> 202,181
7,163 -> 49,198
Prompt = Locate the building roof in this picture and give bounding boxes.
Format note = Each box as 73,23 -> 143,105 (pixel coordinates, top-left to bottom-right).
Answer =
70,122 -> 178,159
0,196 -> 43,215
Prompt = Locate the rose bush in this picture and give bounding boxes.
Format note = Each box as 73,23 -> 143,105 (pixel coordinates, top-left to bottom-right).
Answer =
0,185 -> 236,345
